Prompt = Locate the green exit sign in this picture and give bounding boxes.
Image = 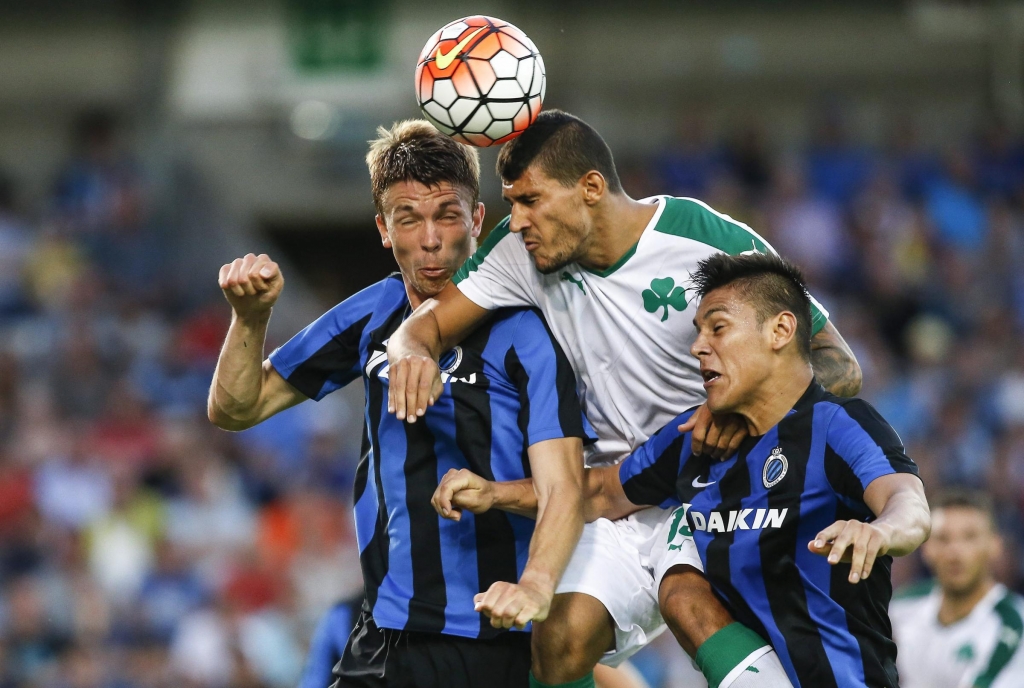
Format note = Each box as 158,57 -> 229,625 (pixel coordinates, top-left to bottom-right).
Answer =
288,0 -> 388,72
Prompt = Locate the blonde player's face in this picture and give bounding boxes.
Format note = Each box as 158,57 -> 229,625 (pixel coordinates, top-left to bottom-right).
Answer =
690,286 -> 777,414
923,507 -> 1001,596
377,180 -> 483,305
502,165 -> 590,274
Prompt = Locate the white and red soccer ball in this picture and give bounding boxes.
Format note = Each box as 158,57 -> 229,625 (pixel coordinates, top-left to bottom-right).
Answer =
415,16 -> 546,147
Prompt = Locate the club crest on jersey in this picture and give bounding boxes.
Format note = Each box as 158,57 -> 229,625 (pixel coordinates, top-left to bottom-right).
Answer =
439,346 -> 463,375
762,447 -> 788,488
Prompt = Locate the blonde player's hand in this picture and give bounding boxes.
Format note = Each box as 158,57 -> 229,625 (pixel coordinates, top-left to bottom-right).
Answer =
474,579 -> 552,630
218,253 -> 284,319
808,519 -> 893,584
431,468 -> 495,521
387,354 -> 443,424
679,403 -> 748,460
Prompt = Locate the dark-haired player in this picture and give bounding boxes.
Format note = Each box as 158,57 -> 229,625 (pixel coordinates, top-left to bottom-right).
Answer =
388,110 -> 863,688
891,490 -> 1024,688
437,252 -> 931,688
208,120 -> 592,688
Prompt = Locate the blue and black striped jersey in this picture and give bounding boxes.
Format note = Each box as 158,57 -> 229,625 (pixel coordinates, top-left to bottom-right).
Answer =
270,274 -> 591,639
619,381 -> 920,688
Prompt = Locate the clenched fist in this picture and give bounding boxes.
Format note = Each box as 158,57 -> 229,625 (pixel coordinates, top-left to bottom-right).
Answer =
219,254 -> 284,319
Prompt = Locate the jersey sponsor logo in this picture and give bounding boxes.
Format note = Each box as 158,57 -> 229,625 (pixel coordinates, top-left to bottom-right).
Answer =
367,341 -> 476,384
689,507 -> 789,533
642,277 -> 688,322
762,447 -> 788,488
560,271 -> 586,295
434,28 -> 484,69
955,643 -> 974,662
691,475 -> 716,489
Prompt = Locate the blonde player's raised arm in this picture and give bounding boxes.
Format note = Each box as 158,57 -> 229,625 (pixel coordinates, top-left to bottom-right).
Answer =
208,253 -> 307,431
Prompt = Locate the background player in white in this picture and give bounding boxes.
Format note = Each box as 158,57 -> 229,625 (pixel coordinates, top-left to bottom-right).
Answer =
891,490 -> 1024,688
387,111 -> 862,688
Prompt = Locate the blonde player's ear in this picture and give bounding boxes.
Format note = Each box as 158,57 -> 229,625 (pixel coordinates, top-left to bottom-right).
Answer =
471,201 -> 485,239
376,214 -> 392,249
580,170 -> 606,206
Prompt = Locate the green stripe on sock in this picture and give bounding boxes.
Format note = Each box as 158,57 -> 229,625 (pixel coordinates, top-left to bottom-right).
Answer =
528,671 -> 595,688
695,623 -> 770,688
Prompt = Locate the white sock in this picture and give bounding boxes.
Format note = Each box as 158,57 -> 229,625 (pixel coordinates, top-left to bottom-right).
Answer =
720,648 -> 793,688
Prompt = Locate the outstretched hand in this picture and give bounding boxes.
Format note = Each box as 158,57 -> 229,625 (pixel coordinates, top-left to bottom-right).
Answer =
678,403 -> 748,460
808,519 -> 893,584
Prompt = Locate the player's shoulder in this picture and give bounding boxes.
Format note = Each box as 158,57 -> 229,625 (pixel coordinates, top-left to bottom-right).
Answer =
327,272 -> 406,318
453,216 -> 521,283
818,392 -> 904,448
891,578 -> 936,604
889,580 -> 936,619
652,404 -> 703,444
994,586 -> 1024,621
649,195 -> 773,255
486,307 -> 554,347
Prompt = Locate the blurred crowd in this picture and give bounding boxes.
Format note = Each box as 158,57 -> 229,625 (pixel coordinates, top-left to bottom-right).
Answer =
0,113 -> 362,688
2,106 -> 1024,688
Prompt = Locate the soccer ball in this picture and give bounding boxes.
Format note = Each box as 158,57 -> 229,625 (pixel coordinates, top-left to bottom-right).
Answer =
415,16 -> 546,147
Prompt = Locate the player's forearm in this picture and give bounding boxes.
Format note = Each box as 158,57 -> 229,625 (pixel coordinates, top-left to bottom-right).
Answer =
810,321 -> 862,397
519,482 -> 584,597
490,479 -> 540,517
388,305 -> 446,364
583,465 -> 641,522
208,311 -> 272,429
874,488 -> 931,557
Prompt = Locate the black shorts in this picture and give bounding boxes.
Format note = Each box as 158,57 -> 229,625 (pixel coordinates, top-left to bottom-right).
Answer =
332,607 -> 531,688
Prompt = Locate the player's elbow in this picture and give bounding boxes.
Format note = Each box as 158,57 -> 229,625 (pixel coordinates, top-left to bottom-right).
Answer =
539,482 -> 584,530
207,397 -> 258,432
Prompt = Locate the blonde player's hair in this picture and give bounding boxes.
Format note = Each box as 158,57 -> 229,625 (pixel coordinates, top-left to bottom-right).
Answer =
366,120 -> 481,214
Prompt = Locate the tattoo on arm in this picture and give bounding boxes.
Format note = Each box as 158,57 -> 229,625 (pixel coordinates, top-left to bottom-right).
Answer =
810,321 -> 863,397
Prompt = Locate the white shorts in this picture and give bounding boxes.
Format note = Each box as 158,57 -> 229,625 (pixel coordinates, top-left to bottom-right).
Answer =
555,505 -> 703,667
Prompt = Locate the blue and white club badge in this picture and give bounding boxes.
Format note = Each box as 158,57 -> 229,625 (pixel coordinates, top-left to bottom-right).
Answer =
762,447 -> 789,488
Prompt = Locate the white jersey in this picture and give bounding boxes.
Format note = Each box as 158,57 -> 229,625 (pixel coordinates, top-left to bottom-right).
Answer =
453,196 -> 829,464
891,582 -> 1024,688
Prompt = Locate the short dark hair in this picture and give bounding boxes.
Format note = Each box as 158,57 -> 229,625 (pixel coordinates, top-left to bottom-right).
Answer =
496,110 -> 622,192
930,488 -> 996,526
690,252 -> 813,360
366,120 -> 480,214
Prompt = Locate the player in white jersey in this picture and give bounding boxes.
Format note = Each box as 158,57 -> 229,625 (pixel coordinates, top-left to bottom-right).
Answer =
387,111 -> 862,688
891,489 -> 1024,688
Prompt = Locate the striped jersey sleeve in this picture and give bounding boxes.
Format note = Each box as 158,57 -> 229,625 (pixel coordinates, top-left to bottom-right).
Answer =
452,218 -> 538,311
825,398 -> 920,494
504,309 -> 594,446
618,407 -> 699,508
268,277 -> 395,400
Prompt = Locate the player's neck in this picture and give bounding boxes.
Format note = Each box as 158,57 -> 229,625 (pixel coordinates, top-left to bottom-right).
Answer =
938,577 -> 997,626
737,363 -> 814,436
578,194 -> 657,272
404,282 -> 429,311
